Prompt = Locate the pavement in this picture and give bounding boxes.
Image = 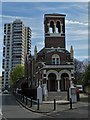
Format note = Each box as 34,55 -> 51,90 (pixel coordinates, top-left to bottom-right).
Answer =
16,93 -> 89,114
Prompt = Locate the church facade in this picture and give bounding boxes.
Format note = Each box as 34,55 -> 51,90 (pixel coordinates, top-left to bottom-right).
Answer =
27,14 -> 75,92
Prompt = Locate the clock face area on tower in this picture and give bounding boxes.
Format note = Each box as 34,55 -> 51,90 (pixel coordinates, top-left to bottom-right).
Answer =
44,14 -> 66,49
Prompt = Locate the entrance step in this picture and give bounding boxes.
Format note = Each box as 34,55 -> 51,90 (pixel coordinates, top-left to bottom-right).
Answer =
47,91 -> 67,101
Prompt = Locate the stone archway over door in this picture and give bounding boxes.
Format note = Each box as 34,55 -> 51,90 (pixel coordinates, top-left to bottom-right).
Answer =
59,70 -> 71,91
61,73 -> 69,91
48,73 -> 57,91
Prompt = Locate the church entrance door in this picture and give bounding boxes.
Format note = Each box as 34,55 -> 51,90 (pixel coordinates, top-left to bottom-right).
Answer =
48,73 -> 57,91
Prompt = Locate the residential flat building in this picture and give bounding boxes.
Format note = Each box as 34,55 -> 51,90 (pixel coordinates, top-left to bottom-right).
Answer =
2,19 -> 31,89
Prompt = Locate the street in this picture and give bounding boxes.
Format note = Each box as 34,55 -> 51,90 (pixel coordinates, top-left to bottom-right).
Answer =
0,93 -> 89,119
1,94 -> 44,119
42,105 -> 88,118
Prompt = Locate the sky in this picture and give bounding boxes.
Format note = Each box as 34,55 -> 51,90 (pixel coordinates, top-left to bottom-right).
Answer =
0,1 -> 89,76
2,1 -> 90,2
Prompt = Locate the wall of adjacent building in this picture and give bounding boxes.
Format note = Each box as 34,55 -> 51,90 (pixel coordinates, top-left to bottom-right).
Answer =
0,76 -> 2,92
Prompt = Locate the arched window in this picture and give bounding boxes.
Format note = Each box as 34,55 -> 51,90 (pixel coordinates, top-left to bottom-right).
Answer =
52,54 -> 60,65
50,21 -> 54,33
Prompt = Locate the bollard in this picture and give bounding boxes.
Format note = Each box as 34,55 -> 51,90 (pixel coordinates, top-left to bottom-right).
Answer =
26,97 -> 27,105
15,93 -> 17,98
54,99 -> 56,110
23,95 -> 24,102
70,98 -> 72,109
21,94 -> 22,100
30,97 -> 32,107
67,88 -> 69,101
37,99 -> 39,110
15,92 -> 16,97
21,95 -> 23,100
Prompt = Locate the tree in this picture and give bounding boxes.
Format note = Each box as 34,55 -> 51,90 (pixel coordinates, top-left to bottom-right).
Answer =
74,58 -> 83,83
10,64 -> 24,88
82,64 -> 90,86
74,58 -> 88,84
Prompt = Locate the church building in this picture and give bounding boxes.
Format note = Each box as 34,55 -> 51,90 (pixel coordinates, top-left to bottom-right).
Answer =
27,13 -> 74,92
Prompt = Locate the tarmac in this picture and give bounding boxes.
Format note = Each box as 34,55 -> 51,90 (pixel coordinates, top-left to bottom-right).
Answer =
16,93 -> 88,114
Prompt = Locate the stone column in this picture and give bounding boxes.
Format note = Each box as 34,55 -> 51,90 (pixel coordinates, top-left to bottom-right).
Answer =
47,23 -> 50,33
57,80 -> 60,92
60,24 -> 63,33
37,85 -> 43,103
70,79 -> 73,87
43,83 -> 48,101
54,23 -> 56,33
46,79 -> 48,92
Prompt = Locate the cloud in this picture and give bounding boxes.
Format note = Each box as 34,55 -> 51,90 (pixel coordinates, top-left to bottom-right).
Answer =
76,55 -> 89,60
2,0 -> 89,2
1,1 -> 88,61
32,33 -> 43,39
66,44 -> 88,54
66,29 -> 88,39
1,14 -> 44,38
66,19 -> 88,26
0,1 -> 89,76
1,14 -> 88,26
76,56 -> 88,61
2,14 -> 87,42
75,45 -> 88,50
65,19 -> 88,44
0,50 -> 3,53
35,6 -> 70,12
1,14 -> 33,20
1,14 -> 43,26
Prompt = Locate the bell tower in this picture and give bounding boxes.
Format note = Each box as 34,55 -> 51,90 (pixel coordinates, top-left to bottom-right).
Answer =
44,14 -> 66,49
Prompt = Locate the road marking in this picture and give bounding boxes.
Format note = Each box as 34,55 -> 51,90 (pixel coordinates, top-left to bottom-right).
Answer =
0,113 -> 7,120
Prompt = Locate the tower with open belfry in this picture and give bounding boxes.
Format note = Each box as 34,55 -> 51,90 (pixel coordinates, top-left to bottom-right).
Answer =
29,13 -> 74,93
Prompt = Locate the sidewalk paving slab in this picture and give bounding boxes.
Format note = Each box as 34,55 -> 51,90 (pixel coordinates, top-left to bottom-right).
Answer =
16,97 -> 88,114
15,93 -> 89,114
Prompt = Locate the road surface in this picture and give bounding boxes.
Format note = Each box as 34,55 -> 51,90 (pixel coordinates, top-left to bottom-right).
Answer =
0,93 -> 89,119
1,93 -> 44,119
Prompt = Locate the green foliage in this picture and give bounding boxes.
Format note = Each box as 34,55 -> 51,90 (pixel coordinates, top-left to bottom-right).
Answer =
77,74 -> 84,85
10,64 -> 24,87
83,64 -> 90,86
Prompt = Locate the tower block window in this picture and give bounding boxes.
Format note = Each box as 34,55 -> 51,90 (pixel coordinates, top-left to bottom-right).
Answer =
52,54 -> 60,65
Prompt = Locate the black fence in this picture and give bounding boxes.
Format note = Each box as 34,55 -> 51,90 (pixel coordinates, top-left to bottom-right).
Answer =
15,92 -> 73,111
22,87 -> 37,100
15,92 -> 57,111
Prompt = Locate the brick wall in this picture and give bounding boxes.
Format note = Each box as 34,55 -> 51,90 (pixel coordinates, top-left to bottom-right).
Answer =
45,37 -> 65,48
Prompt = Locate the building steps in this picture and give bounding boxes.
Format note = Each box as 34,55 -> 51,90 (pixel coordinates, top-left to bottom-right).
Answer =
47,91 -> 68,101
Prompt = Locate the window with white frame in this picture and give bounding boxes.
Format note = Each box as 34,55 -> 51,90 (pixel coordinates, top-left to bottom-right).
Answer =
52,54 -> 60,65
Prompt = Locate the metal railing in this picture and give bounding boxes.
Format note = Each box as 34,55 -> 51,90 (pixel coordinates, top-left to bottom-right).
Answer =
15,92 -> 72,111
